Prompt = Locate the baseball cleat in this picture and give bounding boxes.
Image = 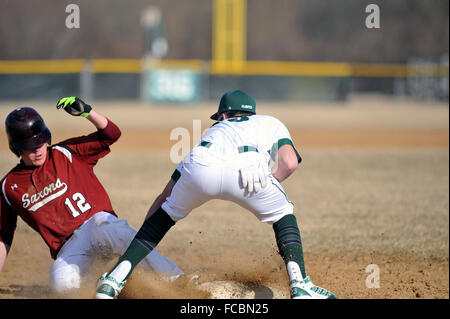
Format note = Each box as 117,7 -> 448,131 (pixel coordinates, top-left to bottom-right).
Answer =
95,272 -> 126,299
290,276 -> 338,299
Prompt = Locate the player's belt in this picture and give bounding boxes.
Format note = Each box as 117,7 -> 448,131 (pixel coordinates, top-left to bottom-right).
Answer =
199,141 -> 212,148
199,141 -> 258,153
238,146 -> 258,153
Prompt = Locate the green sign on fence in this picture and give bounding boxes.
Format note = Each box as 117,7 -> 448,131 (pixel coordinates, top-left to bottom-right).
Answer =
146,69 -> 199,103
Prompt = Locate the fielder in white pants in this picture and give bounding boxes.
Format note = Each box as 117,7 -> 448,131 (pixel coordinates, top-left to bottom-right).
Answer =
96,90 -> 337,299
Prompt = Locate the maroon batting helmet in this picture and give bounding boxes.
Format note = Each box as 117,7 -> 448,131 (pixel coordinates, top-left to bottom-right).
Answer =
5,107 -> 52,157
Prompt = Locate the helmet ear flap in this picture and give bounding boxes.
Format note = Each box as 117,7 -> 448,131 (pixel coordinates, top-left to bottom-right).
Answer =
12,147 -> 21,158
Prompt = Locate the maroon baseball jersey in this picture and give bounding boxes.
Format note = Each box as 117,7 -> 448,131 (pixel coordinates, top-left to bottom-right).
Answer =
0,119 -> 121,259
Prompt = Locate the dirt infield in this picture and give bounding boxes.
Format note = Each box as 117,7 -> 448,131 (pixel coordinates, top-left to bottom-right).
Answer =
0,96 -> 448,299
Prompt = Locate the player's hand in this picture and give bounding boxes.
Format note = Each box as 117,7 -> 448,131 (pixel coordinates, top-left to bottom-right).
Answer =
237,151 -> 268,193
56,96 -> 92,117
240,164 -> 267,193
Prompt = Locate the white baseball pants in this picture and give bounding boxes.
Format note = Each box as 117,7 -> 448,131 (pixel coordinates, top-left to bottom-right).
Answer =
50,211 -> 184,294
162,161 -> 294,224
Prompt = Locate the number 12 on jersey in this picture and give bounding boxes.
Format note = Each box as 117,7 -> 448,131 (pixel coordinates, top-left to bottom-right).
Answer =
64,192 -> 92,217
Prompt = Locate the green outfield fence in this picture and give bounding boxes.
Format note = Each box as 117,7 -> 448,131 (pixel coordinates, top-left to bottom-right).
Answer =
0,59 -> 448,102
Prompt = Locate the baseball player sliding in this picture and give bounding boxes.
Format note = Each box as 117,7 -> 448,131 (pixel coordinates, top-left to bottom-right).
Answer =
96,90 -> 337,299
0,97 -> 183,294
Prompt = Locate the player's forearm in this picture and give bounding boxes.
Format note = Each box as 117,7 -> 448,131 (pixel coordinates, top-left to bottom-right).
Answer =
145,179 -> 176,220
272,162 -> 296,182
0,241 -> 9,272
145,194 -> 164,220
96,117 -> 122,145
87,110 -> 108,130
272,145 -> 298,182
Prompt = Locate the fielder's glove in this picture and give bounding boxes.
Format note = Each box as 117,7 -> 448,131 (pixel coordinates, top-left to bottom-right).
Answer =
56,96 -> 92,117
237,151 -> 268,193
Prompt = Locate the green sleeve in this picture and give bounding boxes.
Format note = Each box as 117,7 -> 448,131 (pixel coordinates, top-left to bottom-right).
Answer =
271,138 -> 302,164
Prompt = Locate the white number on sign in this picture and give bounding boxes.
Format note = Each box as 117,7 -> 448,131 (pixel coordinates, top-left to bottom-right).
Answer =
64,192 -> 92,217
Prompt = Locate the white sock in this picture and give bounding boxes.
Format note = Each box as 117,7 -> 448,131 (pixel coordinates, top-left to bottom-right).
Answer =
287,261 -> 305,282
109,260 -> 131,282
